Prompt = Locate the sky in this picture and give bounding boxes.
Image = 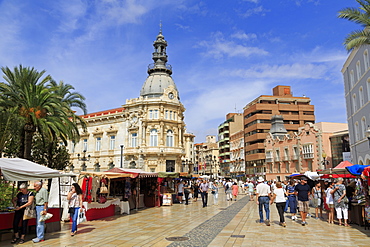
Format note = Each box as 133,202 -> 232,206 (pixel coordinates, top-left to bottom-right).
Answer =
0,0 -> 362,143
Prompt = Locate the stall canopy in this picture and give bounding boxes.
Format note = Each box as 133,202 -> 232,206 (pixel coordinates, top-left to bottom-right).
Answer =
0,158 -> 65,181
158,172 -> 179,178
105,168 -> 157,178
80,171 -> 133,179
334,160 -> 353,169
346,164 -> 370,176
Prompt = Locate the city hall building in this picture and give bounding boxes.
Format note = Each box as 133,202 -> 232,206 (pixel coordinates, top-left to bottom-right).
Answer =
67,30 -> 195,172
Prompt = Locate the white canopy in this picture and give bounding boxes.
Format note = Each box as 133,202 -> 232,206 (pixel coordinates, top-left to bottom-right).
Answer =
0,158 -> 63,181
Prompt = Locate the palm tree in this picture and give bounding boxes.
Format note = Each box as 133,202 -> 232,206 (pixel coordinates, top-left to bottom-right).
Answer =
338,0 -> 370,51
0,65 -> 87,161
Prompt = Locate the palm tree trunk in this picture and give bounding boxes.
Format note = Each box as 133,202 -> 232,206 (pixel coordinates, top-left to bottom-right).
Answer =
24,124 -> 36,160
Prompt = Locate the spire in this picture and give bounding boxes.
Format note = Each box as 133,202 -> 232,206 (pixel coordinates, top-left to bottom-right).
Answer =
148,23 -> 172,75
269,115 -> 288,139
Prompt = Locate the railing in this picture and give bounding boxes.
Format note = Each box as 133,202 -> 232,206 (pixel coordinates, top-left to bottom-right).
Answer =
303,153 -> 314,159
148,63 -> 172,71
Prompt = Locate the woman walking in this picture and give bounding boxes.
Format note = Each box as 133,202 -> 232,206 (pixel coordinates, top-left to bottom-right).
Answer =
11,183 -> 35,244
211,181 -> 219,205
325,181 -> 335,224
312,182 -> 323,219
286,180 -> 297,221
67,183 -> 83,236
272,182 -> 287,227
331,178 -> 349,226
192,181 -> 199,202
232,182 -> 239,201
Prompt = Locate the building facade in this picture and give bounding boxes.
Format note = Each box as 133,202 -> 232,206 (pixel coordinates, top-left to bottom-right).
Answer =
230,129 -> 245,178
329,130 -> 350,168
243,85 -> 315,179
218,113 -> 243,176
342,45 -> 370,165
68,30 -> 194,172
264,121 -> 347,181
194,135 -> 220,178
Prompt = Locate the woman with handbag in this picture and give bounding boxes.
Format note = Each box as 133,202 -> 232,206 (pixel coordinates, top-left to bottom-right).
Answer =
211,181 -> 219,205
11,183 -> 35,244
67,183 -> 83,236
331,178 -> 349,226
271,182 -> 287,227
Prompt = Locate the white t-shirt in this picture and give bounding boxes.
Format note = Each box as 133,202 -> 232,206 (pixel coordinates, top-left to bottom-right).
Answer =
274,188 -> 286,203
325,188 -> 334,205
178,183 -> 184,193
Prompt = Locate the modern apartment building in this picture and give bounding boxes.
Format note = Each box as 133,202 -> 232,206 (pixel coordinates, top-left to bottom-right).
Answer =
342,44 -> 370,165
243,85 -> 315,178
218,113 -> 243,176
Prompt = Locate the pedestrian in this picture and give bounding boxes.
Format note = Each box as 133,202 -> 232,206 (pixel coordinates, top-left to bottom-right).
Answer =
67,183 -> 83,236
192,180 -> 199,202
256,177 -> 272,226
232,182 -> 238,201
331,178 -> 349,226
286,180 -> 297,221
177,181 -> 184,204
247,180 -> 255,201
211,181 -> 219,205
11,183 -> 35,244
183,181 -> 191,205
346,181 -> 356,223
199,179 -> 209,207
225,180 -> 233,201
325,181 -> 335,224
294,177 -> 311,226
312,182 -> 323,219
32,181 -> 49,243
271,182 -> 287,227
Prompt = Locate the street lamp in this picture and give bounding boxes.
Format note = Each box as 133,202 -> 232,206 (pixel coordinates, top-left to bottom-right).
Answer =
322,151 -> 327,170
77,150 -> 90,171
120,145 -> 124,168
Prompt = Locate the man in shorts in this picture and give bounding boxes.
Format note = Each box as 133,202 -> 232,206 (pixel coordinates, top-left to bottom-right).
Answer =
295,177 -> 311,226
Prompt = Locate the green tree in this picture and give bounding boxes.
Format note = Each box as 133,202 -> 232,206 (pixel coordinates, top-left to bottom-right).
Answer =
338,0 -> 370,51
0,65 -> 87,162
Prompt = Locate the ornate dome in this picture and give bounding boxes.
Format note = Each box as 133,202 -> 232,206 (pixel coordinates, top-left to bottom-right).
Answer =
140,29 -> 179,99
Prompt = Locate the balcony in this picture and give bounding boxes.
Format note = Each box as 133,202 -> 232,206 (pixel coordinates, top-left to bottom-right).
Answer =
303,153 -> 314,159
266,157 -> 273,163
274,156 -> 280,162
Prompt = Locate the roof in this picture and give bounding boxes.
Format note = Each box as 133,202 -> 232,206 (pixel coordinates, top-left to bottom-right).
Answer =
81,107 -> 124,118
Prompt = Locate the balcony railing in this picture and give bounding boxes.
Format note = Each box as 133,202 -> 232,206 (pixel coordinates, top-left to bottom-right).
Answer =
303,153 -> 314,159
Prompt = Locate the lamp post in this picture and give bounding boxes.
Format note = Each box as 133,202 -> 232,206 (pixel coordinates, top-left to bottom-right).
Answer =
120,145 -> 124,168
322,151 -> 327,170
77,150 -> 90,171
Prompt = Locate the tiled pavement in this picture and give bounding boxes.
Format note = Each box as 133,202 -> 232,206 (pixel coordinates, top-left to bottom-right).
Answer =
2,190 -> 370,247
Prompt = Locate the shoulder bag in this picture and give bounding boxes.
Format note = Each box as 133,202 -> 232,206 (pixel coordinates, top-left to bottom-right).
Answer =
23,192 -> 36,220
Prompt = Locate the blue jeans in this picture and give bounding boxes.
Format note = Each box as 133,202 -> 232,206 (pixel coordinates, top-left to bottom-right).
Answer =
70,207 -> 80,232
258,196 -> 270,222
201,192 -> 208,207
287,196 -> 297,214
284,199 -> 289,212
35,206 -> 45,240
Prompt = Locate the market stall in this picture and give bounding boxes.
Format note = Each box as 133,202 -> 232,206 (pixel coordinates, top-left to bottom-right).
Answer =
78,171 -> 133,220
0,158 -> 70,233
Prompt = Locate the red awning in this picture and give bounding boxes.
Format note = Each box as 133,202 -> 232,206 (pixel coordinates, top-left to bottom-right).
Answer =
334,161 -> 353,169
105,168 -> 157,178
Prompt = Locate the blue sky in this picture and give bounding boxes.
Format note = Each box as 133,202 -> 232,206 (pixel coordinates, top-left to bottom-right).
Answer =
0,0 -> 360,142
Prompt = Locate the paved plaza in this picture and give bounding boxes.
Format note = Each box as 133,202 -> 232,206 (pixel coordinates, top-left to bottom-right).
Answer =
2,190 -> 369,247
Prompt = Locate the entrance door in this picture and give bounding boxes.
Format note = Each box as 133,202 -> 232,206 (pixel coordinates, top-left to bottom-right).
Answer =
166,160 -> 175,172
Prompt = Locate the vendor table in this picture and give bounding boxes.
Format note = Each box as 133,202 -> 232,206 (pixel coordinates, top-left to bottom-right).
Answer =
82,198 -> 120,221
0,208 -> 60,230
350,204 -> 365,226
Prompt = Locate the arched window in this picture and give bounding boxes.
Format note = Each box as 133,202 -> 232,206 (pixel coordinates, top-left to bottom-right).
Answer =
355,122 -> 360,142
350,70 -> 355,89
150,129 -> 158,146
353,94 -> 357,112
166,130 -> 174,147
357,61 -> 362,81
362,117 -> 367,139
364,50 -> 370,71
359,87 -> 364,107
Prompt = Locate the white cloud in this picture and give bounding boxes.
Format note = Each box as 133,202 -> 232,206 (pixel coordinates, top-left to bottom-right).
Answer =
242,6 -> 268,17
231,31 -> 257,41
198,32 -> 268,59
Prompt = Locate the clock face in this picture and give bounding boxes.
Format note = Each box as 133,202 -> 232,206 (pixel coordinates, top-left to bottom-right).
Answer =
168,92 -> 174,99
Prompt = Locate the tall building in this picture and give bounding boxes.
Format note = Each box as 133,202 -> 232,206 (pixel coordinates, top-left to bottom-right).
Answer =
243,85 -> 315,178
342,45 -> 370,165
194,135 -> 219,178
218,113 -> 243,176
230,129 -> 245,178
68,29 -> 194,172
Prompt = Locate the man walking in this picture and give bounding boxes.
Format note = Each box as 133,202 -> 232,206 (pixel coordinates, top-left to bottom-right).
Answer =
199,179 -> 209,208
295,177 -> 311,226
33,181 -> 49,243
255,177 -> 272,226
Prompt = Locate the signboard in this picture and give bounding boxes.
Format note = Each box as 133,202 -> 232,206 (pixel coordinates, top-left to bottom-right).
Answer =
162,193 -> 172,206
342,152 -> 351,162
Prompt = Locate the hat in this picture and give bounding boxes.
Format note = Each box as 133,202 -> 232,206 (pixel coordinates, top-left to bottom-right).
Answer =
300,177 -> 308,181
19,183 -> 27,189
257,177 -> 264,182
